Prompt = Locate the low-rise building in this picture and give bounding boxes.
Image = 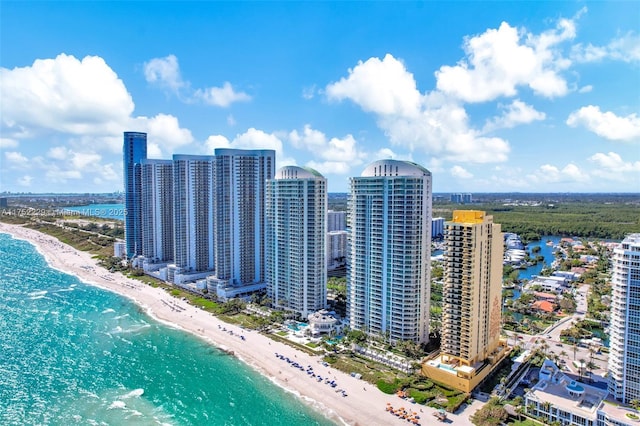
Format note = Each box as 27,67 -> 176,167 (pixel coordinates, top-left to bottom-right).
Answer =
525,359 -> 635,426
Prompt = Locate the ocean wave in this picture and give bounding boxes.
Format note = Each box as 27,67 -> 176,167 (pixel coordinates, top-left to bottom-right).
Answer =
120,388 -> 144,399
28,290 -> 48,297
101,308 -> 115,314
113,314 -> 130,320
107,400 -> 126,410
29,295 -> 47,300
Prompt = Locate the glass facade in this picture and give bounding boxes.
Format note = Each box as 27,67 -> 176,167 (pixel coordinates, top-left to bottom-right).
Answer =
265,166 -> 327,318
123,132 -> 147,258
608,233 -> 640,404
346,160 -> 432,344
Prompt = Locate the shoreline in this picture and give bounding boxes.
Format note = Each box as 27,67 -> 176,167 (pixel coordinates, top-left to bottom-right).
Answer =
0,223 -> 415,426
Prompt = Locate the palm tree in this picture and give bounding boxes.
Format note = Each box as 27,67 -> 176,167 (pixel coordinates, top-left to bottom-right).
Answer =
586,361 -> 598,382
515,404 -> 525,421
630,399 -> 640,412
578,358 -> 587,381
541,401 -> 553,422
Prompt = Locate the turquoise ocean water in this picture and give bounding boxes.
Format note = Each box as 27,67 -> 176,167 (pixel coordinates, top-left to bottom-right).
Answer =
0,233 -> 334,426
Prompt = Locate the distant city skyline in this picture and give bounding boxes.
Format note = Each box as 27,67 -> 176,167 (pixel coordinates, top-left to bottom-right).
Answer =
1,2 -> 639,193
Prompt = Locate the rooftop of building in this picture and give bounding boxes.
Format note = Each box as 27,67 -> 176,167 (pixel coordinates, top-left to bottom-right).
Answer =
213,148 -> 276,156
450,210 -> 489,225
527,360 -> 608,419
275,165 -> 325,180
360,159 -> 431,178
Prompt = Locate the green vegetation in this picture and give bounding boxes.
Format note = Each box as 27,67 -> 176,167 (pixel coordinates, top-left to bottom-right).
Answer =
510,420 -> 541,426
470,397 -> 508,426
25,221 -> 116,257
434,200 -> 640,240
375,376 -> 466,412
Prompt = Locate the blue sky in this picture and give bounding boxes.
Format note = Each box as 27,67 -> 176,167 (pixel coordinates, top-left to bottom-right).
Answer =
1,1 -> 639,193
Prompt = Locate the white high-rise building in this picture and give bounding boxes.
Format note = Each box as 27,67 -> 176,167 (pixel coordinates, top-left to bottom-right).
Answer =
609,233 -> 640,404
211,149 -> 275,298
140,159 -> 174,263
432,217 -> 445,239
347,160 -> 432,343
327,210 -> 347,232
171,155 -> 215,282
327,230 -> 347,270
266,166 -> 327,318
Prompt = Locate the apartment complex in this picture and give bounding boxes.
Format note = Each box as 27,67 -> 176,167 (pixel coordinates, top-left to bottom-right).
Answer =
327,230 -> 347,270
170,155 -> 216,283
123,131 -> 147,258
327,210 -> 347,232
140,159 -> 174,264
608,233 -> 640,403
265,166 -> 327,318
346,160 -> 432,344
423,210 -> 508,392
209,149 -> 275,297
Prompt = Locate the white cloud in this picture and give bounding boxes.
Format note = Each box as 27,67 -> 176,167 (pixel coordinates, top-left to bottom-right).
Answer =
203,135 -> 231,153
326,56 -> 511,164
0,138 -> 18,149
4,151 -> 29,168
46,166 -> 82,182
578,85 -> 593,94
0,54 -> 134,138
194,82 -> 251,107
572,32 -> 640,63
144,54 -> 251,107
326,54 -> 421,116
566,106 -> 640,141
450,165 -> 473,179
17,175 -> 33,187
302,85 -> 317,100
528,163 -> 589,184
588,151 -> 640,182
435,15 -> 577,103
373,148 -> 413,162
143,54 -> 185,92
204,128 -> 295,166
305,160 -> 350,175
289,125 -> 327,150
70,152 -> 101,171
483,100 -> 546,132
227,114 -> 236,126
233,128 -> 284,153
288,125 -> 366,175
47,146 -> 70,160
131,113 -> 194,157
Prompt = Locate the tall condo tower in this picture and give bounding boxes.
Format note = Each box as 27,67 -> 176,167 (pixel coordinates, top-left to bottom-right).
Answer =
608,234 -> 640,404
123,131 -> 147,258
211,149 -> 275,296
441,211 -> 503,365
171,155 -> 215,281
266,166 -> 327,318
140,159 -> 174,263
327,210 -> 347,232
346,160 -> 432,343
422,210 -> 507,392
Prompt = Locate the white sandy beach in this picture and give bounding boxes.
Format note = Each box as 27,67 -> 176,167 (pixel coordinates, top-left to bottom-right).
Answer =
1,222 -> 439,426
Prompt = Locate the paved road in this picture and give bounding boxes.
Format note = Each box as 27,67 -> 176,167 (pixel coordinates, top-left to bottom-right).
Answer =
506,284 -> 609,384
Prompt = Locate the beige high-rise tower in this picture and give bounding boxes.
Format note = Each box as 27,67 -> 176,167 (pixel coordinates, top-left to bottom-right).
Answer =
423,210 -> 508,392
